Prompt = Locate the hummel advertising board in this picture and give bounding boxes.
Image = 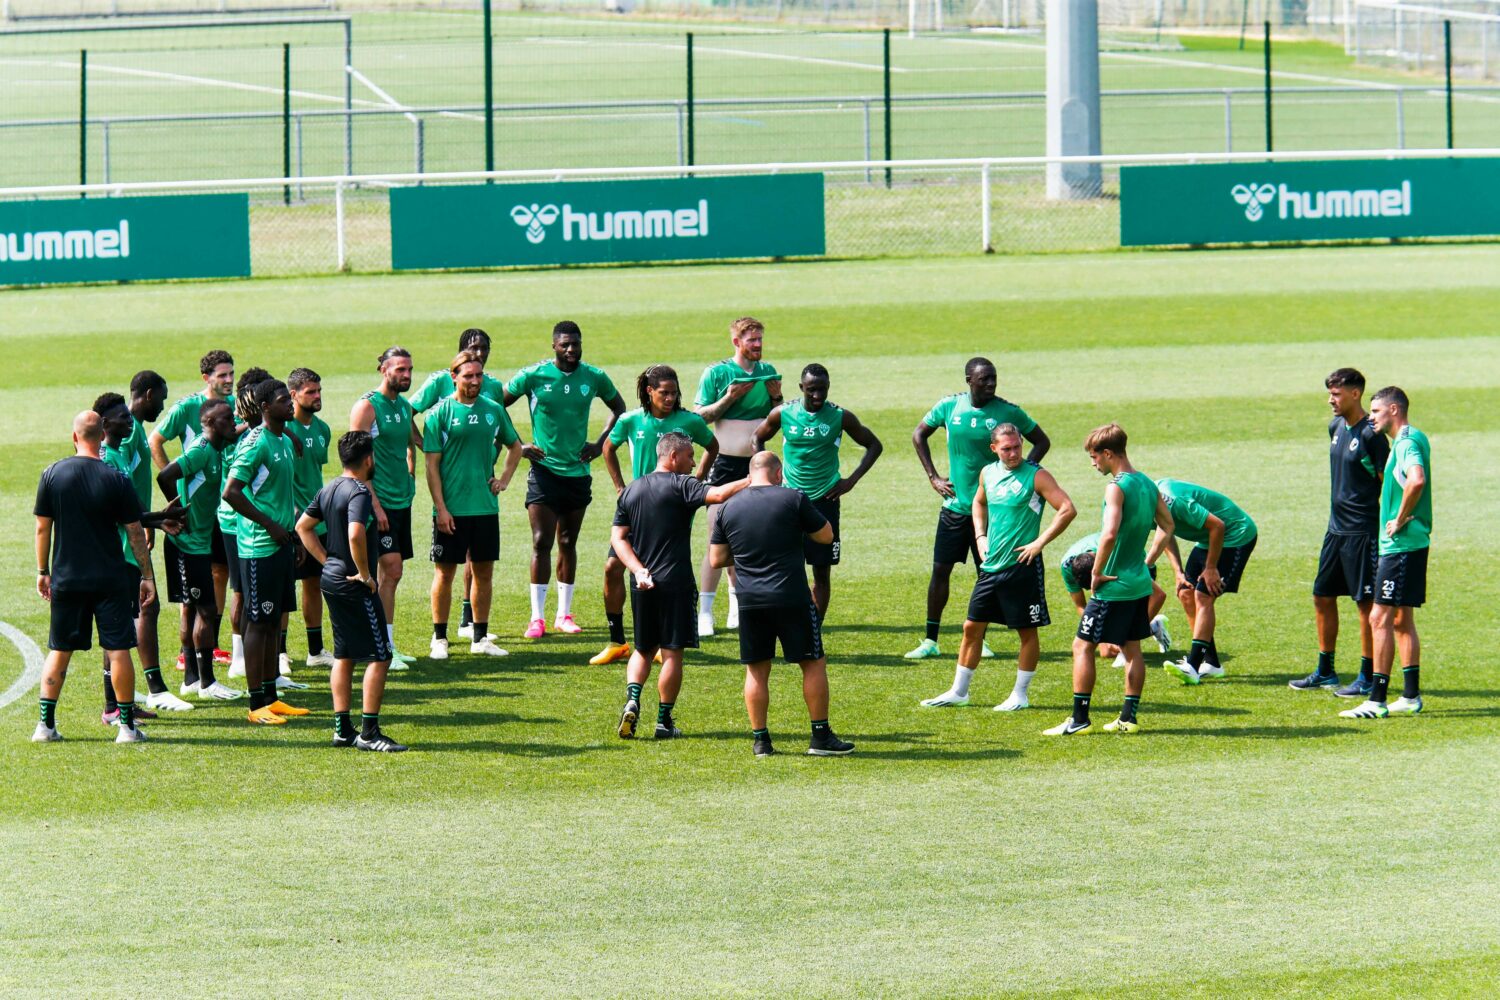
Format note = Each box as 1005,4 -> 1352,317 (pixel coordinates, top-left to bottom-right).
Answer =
1120,158 -> 1500,247
0,194 -> 250,286
389,174 -> 825,269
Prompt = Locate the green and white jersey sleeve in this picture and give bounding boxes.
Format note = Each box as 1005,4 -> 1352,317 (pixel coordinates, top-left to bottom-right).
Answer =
608,408 -> 713,482
409,371 -> 454,414
157,392 -> 208,449
122,415 -> 153,508
780,400 -> 844,501
217,437 -> 240,535
505,360 -> 619,478
422,395 -> 518,518
287,414 -> 331,536
1058,532 -> 1102,594
693,359 -> 780,423
227,426 -> 297,558
100,444 -> 140,569
1156,478 -> 1257,549
1379,425 -> 1433,555
173,437 -> 224,556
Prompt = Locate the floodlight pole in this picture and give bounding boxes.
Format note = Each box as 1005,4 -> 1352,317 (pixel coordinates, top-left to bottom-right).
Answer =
1045,0 -> 1102,199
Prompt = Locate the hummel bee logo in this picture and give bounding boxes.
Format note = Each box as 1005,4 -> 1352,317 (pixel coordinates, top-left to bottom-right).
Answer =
510,203 -> 560,244
1231,183 -> 1277,222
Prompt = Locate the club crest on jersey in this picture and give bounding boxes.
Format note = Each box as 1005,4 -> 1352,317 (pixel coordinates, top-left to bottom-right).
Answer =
1349,439 -> 1359,451
581,384 -> 591,396
486,413 -> 496,426
985,418 -> 998,430
817,424 -> 831,437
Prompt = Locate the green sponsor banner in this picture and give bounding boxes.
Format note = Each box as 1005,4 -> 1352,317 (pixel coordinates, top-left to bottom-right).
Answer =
0,194 -> 250,285
390,174 -> 825,269
1121,158 -> 1500,246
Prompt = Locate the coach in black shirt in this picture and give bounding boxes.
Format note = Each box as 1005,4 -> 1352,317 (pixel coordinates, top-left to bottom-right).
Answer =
611,431 -> 747,741
710,451 -> 854,759
33,411 -> 156,743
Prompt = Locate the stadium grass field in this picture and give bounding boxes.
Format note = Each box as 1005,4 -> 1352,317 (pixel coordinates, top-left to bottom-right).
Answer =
1,245 -> 1498,996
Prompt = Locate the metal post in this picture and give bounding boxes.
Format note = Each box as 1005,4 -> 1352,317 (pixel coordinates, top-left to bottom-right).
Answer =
1263,21 -> 1273,152
483,0 -> 495,173
102,119 -> 111,185
1396,87 -> 1405,148
79,49 -> 87,191
686,32 -> 695,167
335,181 -> 346,271
883,28 -> 892,188
283,42 -> 291,206
295,114 -> 304,202
415,117 -> 425,178
675,102 -> 685,167
863,98 -> 872,183
1445,19 -> 1454,147
1224,89 -> 1233,152
980,163 -> 993,252
343,19 -> 352,177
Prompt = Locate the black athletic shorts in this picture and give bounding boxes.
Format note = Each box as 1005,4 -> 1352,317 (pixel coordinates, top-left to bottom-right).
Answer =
1076,595 -> 1152,647
804,497 -> 841,567
630,586 -> 699,652
738,600 -> 824,664
375,504 -> 414,561
431,514 -> 500,565
294,535 -> 325,580
324,585 -> 392,663
1313,530 -> 1377,602
223,531 -> 241,592
238,545 -> 297,624
1375,547 -> 1428,608
209,524 -> 228,566
707,454 -> 751,488
933,507 -> 981,566
967,560 -> 1051,630
525,464 -> 592,513
164,536 -> 216,607
1185,536 -> 1257,595
49,586 -> 137,652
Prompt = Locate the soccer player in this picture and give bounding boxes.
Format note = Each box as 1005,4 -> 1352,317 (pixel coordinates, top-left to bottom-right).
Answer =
1341,386 -> 1430,720
119,372 -> 174,678
286,367 -> 335,672
297,431 -> 409,752
1291,368 -> 1389,695
710,451 -> 855,758
411,328 -> 506,641
1044,424 -> 1172,736
693,316 -> 781,636
223,379 -> 310,725
223,368 -> 270,681
593,364 -> 717,666
503,321 -> 625,638
752,363 -> 883,623
157,398 -> 243,702
612,431 -> 748,740
909,357 -> 1050,660
424,351 -> 523,659
34,412 -> 157,744
921,423 -> 1074,711
351,347 -> 420,666
1150,478 -> 1258,685
1058,536 -> 1172,666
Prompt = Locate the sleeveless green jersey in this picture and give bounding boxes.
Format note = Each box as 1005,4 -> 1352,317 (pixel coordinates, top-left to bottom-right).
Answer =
607,408 -> 715,482
979,461 -> 1043,573
1095,471 -> 1157,602
780,399 -> 844,501
1380,425 -> 1432,555
361,389 -> 416,509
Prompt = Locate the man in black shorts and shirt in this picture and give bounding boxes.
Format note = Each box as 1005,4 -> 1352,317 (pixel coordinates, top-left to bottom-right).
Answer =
709,452 -> 855,758
1291,367 -> 1390,696
297,431 -> 407,752
34,411 -> 159,744
612,431 -> 749,741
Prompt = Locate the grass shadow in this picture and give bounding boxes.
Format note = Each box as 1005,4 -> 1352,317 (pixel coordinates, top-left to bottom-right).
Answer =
1149,724 -> 1364,739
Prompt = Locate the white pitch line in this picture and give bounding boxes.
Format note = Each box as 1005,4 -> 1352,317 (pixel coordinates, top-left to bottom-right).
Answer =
0,621 -> 44,714
529,36 -> 906,73
0,56 -> 389,108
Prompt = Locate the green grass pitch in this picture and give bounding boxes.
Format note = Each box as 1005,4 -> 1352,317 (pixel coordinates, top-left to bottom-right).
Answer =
0,245 -> 1497,996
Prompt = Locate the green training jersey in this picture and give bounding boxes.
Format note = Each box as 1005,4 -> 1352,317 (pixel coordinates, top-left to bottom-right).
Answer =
505,360 -> 619,479
216,436 -> 240,535
1380,425 -> 1432,555
780,399 -> 844,501
121,415 -> 153,508
101,442 -> 140,569
410,369 -> 507,413
157,390 -> 217,450
608,408 -> 715,482
171,437 -> 225,556
360,389 -> 416,510
227,426 -> 296,559
693,358 -> 781,423
422,395 -> 520,518
1156,479 -> 1257,550
922,394 -> 1037,515
1058,532 -> 1102,594
287,413 -> 331,537
1095,471 -> 1157,602
979,460 -> 1043,574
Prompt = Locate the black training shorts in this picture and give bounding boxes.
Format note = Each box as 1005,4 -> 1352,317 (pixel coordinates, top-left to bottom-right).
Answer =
431,514 -> 500,565
630,586 -> 699,652
1185,537 -> 1256,595
164,536 -> 216,607
933,507 -> 980,566
223,531 -> 241,592
238,545 -> 297,624
707,454 -> 751,488
967,560 -> 1051,631
1313,530 -> 1377,602
209,524 -> 228,567
1375,547 -> 1428,609
49,586 -> 137,652
525,465 -> 592,513
804,496 -> 841,567
375,504 -> 414,561
325,585 -> 392,663
1076,595 -> 1152,647
738,600 -> 825,664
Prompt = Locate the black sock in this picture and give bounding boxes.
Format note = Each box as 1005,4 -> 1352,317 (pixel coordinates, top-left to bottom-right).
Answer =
626,682 -> 642,703
262,678 -> 279,705
196,648 -> 217,689
361,712 -> 379,738
103,668 -> 118,713
40,698 -> 57,729
212,614 -> 223,644
1402,665 -> 1420,699
752,727 -> 769,739
1207,640 -> 1220,665
924,619 -> 940,643
1120,695 -> 1140,724
607,612 -> 625,645
1370,673 -> 1391,703
473,622 -> 487,644
657,701 -> 674,725
1358,656 -> 1374,682
433,622 -> 448,641
1187,639 -> 1210,670
334,711 -> 355,740
811,718 -> 830,734
143,665 -> 167,696
306,627 -> 323,656
183,649 -> 200,687
460,599 -> 473,628
118,700 -> 135,730
1072,692 -> 1091,725
279,630 -> 288,657
1317,650 -> 1335,677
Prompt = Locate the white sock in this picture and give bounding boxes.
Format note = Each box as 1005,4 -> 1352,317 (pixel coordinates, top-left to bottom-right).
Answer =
1012,669 -> 1035,696
700,591 -> 716,616
556,583 -> 575,620
727,587 -> 738,612
230,633 -> 244,663
952,665 -> 975,698
530,583 -> 548,621
386,623 -> 396,650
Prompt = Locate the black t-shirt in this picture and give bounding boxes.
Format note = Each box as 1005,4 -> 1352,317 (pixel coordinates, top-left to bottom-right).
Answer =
306,476 -> 378,596
1328,415 -> 1389,535
613,472 -> 709,591
710,484 -> 827,609
34,455 -> 142,593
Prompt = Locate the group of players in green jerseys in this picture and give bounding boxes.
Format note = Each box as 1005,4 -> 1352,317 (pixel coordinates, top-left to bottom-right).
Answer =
32,315 -> 1434,752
